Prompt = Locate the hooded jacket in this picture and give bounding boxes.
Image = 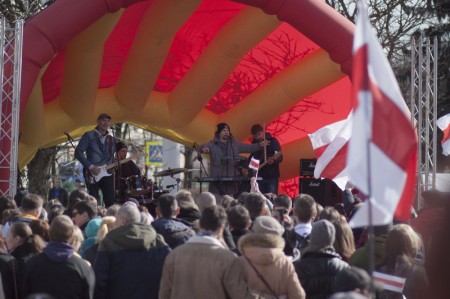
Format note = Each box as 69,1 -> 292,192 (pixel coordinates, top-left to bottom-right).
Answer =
152,218 -> 196,249
94,223 -> 171,299
239,233 -> 305,299
23,241 -> 95,299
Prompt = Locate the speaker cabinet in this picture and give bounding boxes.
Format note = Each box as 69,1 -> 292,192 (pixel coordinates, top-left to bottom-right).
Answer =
300,159 -> 317,176
299,178 -> 342,207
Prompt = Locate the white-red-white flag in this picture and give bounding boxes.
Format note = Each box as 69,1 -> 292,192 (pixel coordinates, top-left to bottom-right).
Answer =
249,157 -> 260,171
373,271 -> 406,293
308,113 -> 352,190
347,0 -> 417,227
436,113 -> 450,156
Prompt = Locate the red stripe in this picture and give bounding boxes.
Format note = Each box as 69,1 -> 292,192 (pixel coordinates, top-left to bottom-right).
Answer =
321,143 -> 348,178
370,81 -> 417,171
442,125 -> 450,144
374,277 -> 405,289
313,145 -> 328,158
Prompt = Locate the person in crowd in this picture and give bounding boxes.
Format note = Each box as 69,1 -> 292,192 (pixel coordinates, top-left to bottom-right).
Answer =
23,215 -> 95,299
159,205 -> 269,299
221,195 -> 235,211
292,194 -> 317,253
71,200 -> 98,237
319,207 -> 355,261
84,216 -> 116,266
331,266 -> 380,299
247,124 -> 283,194
115,141 -> 141,203
151,194 -> 196,249
29,219 -> 50,242
75,113 -> 116,207
245,192 -> 269,221
94,202 -> 170,299
48,177 -> 69,207
64,189 -> 91,217
0,196 -> 17,219
48,204 -> 65,225
79,218 -> 102,256
200,123 -> 267,198
196,191 -> 217,213
2,194 -> 44,237
349,223 -> 392,273
294,219 -> 349,299
376,224 -> 428,299
0,238 -> 18,299
238,215 -> 305,298
174,190 -> 201,231
228,205 -> 252,247
106,204 -> 121,217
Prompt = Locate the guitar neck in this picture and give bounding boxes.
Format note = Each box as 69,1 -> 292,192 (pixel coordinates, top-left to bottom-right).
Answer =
105,157 -> 134,170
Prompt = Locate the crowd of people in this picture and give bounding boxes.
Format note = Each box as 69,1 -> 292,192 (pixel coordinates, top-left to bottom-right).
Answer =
0,180 -> 448,299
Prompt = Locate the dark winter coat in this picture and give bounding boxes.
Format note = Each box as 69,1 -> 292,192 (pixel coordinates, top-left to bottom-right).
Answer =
249,132 -> 283,179
294,248 -> 349,299
94,223 -> 171,299
0,253 -> 18,299
152,218 -> 196,249
23,241 -> 95,299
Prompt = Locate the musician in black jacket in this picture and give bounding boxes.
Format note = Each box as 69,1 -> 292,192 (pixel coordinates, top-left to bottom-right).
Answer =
75,113 -> 116,207
115,142 -> 141,203
248,124 -> 283,195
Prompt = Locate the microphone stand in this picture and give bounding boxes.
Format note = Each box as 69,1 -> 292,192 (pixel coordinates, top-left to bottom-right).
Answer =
193,142 -> 209,177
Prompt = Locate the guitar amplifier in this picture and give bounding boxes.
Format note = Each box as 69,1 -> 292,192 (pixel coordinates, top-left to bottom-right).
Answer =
300,159 -> 317,176
299,177 -> 342,207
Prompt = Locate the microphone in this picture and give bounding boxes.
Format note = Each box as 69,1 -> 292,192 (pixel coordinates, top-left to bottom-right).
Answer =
166,184 -> 176,189
193,142 -> 203,162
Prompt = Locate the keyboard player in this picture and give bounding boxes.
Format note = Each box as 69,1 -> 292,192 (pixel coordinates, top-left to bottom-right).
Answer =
200,123 -> 268,199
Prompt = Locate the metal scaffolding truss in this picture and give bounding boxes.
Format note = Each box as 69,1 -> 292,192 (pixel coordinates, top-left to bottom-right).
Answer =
0,19 -> 24,197
409,36 -> 438,208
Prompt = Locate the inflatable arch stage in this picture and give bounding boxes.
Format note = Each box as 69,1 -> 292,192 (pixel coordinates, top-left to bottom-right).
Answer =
19,0 -> 354,193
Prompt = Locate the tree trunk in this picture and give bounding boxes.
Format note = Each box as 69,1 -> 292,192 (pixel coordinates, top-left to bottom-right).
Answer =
27,146 -> 58,198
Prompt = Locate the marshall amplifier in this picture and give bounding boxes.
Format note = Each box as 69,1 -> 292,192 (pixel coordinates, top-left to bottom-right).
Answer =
300,159 -> 317,176
299,177 -> 342,207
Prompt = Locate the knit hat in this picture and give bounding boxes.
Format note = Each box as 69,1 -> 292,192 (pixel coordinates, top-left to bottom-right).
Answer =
334,266 -> 382,293
251,216 -> 285,236
85,218 -> 102,238
216,123 -> 230,134
309,219 -> 335,251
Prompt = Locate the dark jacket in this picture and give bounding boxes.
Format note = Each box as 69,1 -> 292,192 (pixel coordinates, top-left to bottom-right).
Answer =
249,132 -> 283,179
94,223 -> 171,299
294,248 -> 349,299
23,241 -> 95,299
0,253 -> 18,299
48,187 -> 69,206
151,218 -> 196,249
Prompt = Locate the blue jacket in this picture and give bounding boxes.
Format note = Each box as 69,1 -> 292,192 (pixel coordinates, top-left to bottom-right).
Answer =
94,223 -> 171,299
75,128 -> 115,168
152,218 -> 196,249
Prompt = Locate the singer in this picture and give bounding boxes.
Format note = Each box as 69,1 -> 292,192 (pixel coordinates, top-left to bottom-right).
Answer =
74,113 -> 116,207
200,123 -> 268,198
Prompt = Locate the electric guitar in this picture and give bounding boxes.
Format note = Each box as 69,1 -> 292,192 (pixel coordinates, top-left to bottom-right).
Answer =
85,152 -> 146,184
259,152 -> 282,170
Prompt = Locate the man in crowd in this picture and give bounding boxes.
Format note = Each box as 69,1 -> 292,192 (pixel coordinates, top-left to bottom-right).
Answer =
159,205 -> 270,298
152,194 -> 196,249
248,124 -> 283,194
23,215 -> 95,299
72,200 -> 98,237
2,194 -> 44,236
94,203 -> 170,299
48,176 -> 69,207
75,113 -> 116,207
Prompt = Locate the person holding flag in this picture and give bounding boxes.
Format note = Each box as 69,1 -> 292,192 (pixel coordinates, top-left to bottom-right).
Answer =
247,124 -> 283,195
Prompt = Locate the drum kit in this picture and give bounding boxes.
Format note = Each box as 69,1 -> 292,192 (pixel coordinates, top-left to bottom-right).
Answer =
124,167 -> 195,200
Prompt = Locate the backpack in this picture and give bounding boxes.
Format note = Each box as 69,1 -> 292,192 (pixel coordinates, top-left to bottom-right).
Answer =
294,232 -> 311,251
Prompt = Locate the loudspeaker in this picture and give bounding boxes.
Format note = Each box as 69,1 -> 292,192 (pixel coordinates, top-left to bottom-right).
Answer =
299,178 -> 342,207
300,159 -> 317,176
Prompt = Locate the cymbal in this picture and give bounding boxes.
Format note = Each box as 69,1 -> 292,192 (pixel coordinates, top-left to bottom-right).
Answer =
154,168 -> 189,177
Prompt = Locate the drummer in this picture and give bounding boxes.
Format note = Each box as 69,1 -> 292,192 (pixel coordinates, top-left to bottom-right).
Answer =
115,142 -> 141,203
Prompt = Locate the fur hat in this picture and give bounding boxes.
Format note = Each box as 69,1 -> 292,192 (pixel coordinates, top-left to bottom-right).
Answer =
251,216 -> 285,236
309,219 -> 335,251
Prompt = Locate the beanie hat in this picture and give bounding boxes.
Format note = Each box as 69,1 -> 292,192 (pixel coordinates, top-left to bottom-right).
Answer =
85,218 -> 102,238
309,219 -> 335,251
216,123 -> 230,134
251,216 -> 285,236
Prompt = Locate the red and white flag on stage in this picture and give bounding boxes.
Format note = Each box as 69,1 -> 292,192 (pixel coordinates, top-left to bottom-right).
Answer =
436,113 -> 450,156
347,0 -> 417,227
308,113 -> 352,190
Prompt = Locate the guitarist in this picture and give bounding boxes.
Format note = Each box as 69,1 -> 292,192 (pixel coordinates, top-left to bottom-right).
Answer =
75,113 -> 116,207
247,124 -> 283,195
